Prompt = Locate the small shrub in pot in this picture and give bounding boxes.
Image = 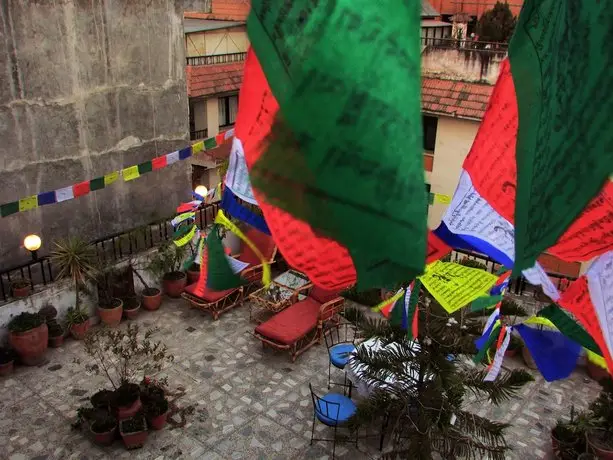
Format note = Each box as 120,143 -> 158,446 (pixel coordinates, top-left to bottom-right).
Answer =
0,347 -> 16,376
66,307 -> 90,340
11,278 -> 31,298
89,409 -> 117,446
8,312 -> 48,365
47,321 -> 65,348
122,296 -> 140,320
147,243 -> 187,297
119,413 -> 148,449
130,264 -> 162,311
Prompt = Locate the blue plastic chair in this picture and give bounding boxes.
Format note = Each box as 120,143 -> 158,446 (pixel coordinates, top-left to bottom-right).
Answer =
309,383 -> 358,458
323,324 -> 357,392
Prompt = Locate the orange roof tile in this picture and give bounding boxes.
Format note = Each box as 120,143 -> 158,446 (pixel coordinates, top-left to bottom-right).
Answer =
187,62 -> 244,98
185,0 -> 250,22
421,78 -> 493,120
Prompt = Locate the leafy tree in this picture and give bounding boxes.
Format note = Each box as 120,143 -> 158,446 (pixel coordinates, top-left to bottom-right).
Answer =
348,292 -> 534,459
477,2 -> 516,43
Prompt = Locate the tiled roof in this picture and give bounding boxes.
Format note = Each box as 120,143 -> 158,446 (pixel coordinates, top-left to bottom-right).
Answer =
421,78 -> 493,120
187,62 -> 244,98
185,0 -> 250,21
421,0 -> 440,18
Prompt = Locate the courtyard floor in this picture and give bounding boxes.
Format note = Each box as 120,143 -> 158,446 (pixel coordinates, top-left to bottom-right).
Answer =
0,296 -> 602,460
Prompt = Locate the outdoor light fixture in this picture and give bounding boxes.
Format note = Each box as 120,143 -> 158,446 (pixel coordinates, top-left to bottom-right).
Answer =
24,234 -> 42,261
194,185 -> 208,198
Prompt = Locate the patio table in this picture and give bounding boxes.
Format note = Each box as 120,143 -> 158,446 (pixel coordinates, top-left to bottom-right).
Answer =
248,269 -> 311,323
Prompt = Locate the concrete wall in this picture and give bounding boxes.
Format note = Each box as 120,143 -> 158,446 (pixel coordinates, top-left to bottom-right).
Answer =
422,47 -> 505,83
0,0 -> 210,269
427,116 -> 479,228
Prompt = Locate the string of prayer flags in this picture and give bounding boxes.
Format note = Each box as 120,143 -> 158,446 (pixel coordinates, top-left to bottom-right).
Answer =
587,350 -> 609,373
407,279 -> 422,340
372,288 -> 404,315
419,261 -> 498,313
509,0 -> 613,273
390,288 -> 409,330
191,239 -> 209,297
247,1 -> 427,289
537,304 -> 602,357
515,324 -> 582,382
0,131 -> 233,218
490,271 -> 511,296
474,322 -> 501,365
225,137 -> 259,205
484,326 -> 511,382
205,224 -> 245,291
470,295 -> 503,313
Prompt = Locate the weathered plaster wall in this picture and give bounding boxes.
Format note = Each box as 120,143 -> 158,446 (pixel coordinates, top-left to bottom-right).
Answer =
422,47 -> 504,83
0,0 -> 209,268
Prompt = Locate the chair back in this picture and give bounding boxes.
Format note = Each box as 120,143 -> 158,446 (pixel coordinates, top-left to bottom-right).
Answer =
323,323 -> 357,350
240,227 -> 277,265
309,383 -> 340,422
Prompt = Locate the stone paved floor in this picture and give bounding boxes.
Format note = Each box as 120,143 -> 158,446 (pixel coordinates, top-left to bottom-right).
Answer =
0,297 -> 602,460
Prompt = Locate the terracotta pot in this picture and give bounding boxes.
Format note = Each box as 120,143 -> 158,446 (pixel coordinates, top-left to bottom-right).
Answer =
48,334 -> 64,348
12,284 -> 31,298
149,411 -> 169,430
505,347 -> 519,358
587,360 -> 609,383
162,272 -> 187,298
119,417 -> 148,449
123,305 -> 140,320
117,398 -> 142,421
551,430 -> 579,459
187,265 -> 200,284
587,430 -> 613,459
91,424 -> 117,446
70,320 -> 90,340
522,346 -> 538,369
0,360 -> 14,377
98,299 -> 123,327
142,288 -> 162,311
9,323 -> 48,365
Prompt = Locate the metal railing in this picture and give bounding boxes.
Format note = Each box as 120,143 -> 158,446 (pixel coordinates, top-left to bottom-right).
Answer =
190,129 -> 208,140
421,35 -> 509,52
0,202 -> 220,304
186,52 -> 247,66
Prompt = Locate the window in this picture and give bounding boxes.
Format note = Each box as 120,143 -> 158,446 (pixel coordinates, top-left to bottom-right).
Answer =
218,94 -> 239,128
423,115 -> 438,152
426,183 -> 432,207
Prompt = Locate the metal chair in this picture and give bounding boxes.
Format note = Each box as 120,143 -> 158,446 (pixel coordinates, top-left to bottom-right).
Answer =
323,323 -> 357,392
309,383 -> 358,459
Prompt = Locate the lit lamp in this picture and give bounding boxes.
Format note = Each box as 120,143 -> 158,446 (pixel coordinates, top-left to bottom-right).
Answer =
24,234 -> 42,261
194,185 -> 208,199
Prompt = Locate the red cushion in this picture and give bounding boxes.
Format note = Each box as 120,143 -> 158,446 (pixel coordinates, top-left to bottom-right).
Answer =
309,286 -> 340,305
255,298 -> 320,345
239,228 -> 276,266
184,282 -> 236,302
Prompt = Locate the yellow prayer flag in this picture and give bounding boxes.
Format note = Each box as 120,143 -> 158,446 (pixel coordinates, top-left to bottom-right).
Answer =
419,260 -> 498,313
122,165 -> 140,182
192,141 -> 204,154
587,350 -> 608,370
104,171 -> 119,185
523,316 -> 557,329
434,194 -> 452,204
19,195 -> 38,212
173,225 -> 196,247
371,289 -> 405,312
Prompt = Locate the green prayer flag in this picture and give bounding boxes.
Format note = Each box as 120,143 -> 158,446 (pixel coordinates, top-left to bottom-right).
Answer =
138,161 -> 153,175
248,0 -> 426,289
509,0 -> 613,274
470,295 -> 503,313
538,304 -> 602,356
206,224 -> 244,291
1,201 -> 19,217
389,295 -> 403,328
494,266 -> 509,276
473,325 -> 501,364
89,177 -> 105,191
204,138 -> 217,150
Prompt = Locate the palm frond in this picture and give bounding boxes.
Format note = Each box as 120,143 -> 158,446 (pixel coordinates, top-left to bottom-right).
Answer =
461,368 -> 534,404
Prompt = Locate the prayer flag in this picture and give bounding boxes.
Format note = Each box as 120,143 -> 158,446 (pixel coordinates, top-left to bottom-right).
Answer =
37,191 -> 56,206
89,177 -> 105,191
72,181 -> 90,198
122,165 -> 140,181
104,171 -> 119,185
0,202 -> 19,217
152,155 -> 167,170
166,150 -> 180,165
55,186 -> 74,202
138,161 -> 153,175
204,137 -> 217,150
178,147 -> 191,160
192,141 -> 204,154
19,195 -> 38,212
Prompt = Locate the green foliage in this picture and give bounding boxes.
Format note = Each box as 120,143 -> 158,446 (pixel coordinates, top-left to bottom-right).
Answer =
342,286 -> 382,306
79,323 -> 174,389
477,1 -> 516,43
589,378 -> 613,433
66,306 -> 89,326
348,295 -> 533,459
457,257 -> 488,271
8,312 -> 44,333
468,298 -> 529,319
39,303 -> 58,322
147,242 -> 187,281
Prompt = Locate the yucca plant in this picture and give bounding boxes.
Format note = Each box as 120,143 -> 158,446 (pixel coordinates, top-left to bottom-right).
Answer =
50,238 -> 98,315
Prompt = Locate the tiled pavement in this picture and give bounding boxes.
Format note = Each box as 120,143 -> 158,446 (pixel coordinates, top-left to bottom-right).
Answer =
1,297 -> 602,460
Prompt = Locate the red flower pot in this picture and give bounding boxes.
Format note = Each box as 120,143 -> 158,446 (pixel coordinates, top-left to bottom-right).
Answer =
9,323 -> 48,365
48,335 -> 64,348
117,398 -> 142,421
587,430 -> 613,459
0,360 -> 14,377
187,265 -> 200,284
163,272 -> 187,298
98,300 -> 123,327
142,288 -> 162,311
70,320 -> 90,340
149,411 -> 169,430
91,424 -> 117,446
119,417 -> 148,449
12,284 -> 31,298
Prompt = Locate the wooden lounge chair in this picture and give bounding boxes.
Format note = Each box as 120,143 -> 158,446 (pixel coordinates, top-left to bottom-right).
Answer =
233,227 -> 277,290
182,282 -> 244,320
252,285 -> 345,362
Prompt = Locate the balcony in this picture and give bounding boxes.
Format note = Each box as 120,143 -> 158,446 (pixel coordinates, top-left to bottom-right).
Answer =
186,52 -> 247,66
190,128 -> 208,140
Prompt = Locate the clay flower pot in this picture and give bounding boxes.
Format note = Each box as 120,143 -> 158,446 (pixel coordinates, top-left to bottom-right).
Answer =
162,271 -> 187,298
142,288 -> 162,311
149,411 -> 169,430
70,319 -> 90,340
11,282 -> 31,298
9,323 -> 48,366
122,298 -> 141,320
587,429 -> 613,459
91,424 -> 117,446
0,359 -> 14,377
187,264 -> 201,284
98,299 -> 123,327
48,334 -> 64,348
119,416 -> 148,449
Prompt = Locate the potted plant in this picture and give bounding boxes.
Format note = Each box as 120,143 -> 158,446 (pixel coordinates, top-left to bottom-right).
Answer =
141,379 -> 170,430
586,379 -> 613,459
0,347 -> 16,376
147,243 -> 187,298
131,265 -> 162,311
11,279 -> 31,298
90,409 -> 118,446
505,335 -> 523,357
116,383 -> 141,420
8,312 -> 48,365
91,389 -> 116,410
97,269 -> 123,327
119,413 -> 148,449
66,307 -> 90,339
186,263 -> 200,284
122,296 -> 140,320
48,321 -> 65,347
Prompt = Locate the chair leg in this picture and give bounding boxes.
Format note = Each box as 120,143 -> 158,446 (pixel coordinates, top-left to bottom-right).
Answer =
328,362 -> 332,389
332,424 -> 337,459
311,413 -> 316,446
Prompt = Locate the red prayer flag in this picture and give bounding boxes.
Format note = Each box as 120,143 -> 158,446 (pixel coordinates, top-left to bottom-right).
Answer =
152,156 -> 167,170
73,181 -> 90,197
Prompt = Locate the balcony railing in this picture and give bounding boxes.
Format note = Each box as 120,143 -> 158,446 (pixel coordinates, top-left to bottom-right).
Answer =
190,129 -> 208,140
421,36 -> 509,52
186,52 -> 247,66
